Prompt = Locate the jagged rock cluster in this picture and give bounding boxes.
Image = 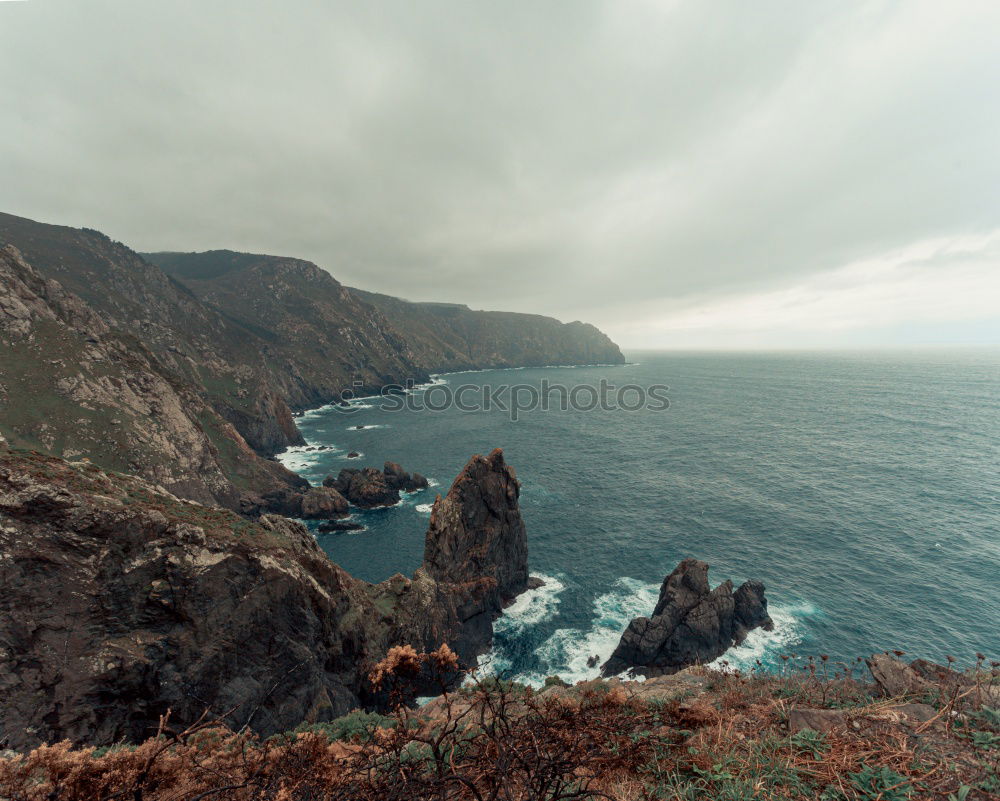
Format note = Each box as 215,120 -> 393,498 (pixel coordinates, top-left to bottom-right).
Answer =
601,559 -> 773,678
323,461 -> 429,508
0,445 -> 528,751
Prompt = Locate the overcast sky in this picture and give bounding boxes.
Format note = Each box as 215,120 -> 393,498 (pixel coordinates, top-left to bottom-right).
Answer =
2,0 -> 999,348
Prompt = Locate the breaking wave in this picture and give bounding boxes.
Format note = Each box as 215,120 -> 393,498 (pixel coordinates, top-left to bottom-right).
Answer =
487,576 -> 814,687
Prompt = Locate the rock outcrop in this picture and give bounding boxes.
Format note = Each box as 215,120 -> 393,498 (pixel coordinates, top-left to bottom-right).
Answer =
422,448 -> 528,603
383,461 -> 430,493
299,486 -> 350,518
323,462 -> 429,508
601,559 -> 773,678
418,448 -> 529,659
0,446 -> 531,751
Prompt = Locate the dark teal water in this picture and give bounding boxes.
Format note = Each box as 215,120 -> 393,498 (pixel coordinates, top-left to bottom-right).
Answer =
279,350 -> 1000,684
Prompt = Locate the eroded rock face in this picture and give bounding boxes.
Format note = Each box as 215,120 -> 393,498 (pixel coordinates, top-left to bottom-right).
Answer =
0,447 -> 383,750
601,559 -> 773,678
423,448 -> 528,603
0,446 -> 532,750
0,244 -> 303,509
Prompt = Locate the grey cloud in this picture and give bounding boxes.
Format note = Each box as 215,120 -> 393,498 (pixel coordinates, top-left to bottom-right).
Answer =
1,0 -> 998,345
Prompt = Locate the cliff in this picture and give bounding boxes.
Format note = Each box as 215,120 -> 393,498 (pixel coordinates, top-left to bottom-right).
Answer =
145,250 -> 625,378
0,213 -> 304,459
0,244 -> 302,507
143,249 -> 430,406
0,445 -> 529,751
351,289 -> 626,371
0,212 -> 625,508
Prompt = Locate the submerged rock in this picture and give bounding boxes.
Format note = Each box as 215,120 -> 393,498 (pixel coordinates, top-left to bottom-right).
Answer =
601,559 -> 773,678
316,520 -> 365,533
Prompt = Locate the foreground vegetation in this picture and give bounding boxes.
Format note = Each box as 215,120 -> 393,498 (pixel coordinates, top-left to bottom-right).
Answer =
1,647 -> 997,800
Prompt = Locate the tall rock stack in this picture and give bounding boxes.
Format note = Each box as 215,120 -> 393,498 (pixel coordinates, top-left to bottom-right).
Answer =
422,448 -> 529,604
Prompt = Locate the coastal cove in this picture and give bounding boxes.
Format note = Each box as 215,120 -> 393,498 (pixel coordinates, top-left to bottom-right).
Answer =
279,349 -> 1000,685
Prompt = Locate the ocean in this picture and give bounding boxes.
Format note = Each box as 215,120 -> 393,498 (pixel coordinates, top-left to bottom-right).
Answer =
278,349 -> 1000,684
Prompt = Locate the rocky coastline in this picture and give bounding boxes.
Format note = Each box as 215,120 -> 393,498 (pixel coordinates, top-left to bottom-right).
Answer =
0,445 -> 529,750
0,211 -> 624,514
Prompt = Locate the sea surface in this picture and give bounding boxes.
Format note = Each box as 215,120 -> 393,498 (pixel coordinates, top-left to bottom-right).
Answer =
278,349 -> 1000,684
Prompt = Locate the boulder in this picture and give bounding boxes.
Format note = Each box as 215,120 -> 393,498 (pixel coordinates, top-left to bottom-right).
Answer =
299,486 -> 349,519
384,461 -> 429,492
601,559 -> 773,678
788,708 -> 847,734
866,654 -> 934,697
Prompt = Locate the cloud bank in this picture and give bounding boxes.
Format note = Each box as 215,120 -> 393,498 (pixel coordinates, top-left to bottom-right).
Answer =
1,0 -> 998,346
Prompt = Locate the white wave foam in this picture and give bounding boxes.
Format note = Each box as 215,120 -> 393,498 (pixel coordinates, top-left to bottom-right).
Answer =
489,577 -> 812,687
708,601 -> 815,672
415,503 -> 433,514
344,424 -> 385,431
409,376 -> 449,391
474,575 -> 567,679
427,478 -> 440,488
517,577 -> 661,686
297,401 -> 348,421
276,444 -> 333,473
496,575 -> 566,632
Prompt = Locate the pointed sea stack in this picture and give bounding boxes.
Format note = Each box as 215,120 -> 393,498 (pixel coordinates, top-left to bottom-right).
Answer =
601,558 -> 773,678
422,447 -> 528,604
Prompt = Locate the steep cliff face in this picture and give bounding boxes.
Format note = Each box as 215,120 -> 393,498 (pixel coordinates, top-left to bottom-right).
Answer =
0,213 -> 304,458
147,251 -> 626,377
145,250 -> 431,406
353,290 -> 626,370
601,559 -> 773,678
0,447 -> 531,750
0,245 -> 301,507
0,213 -> 625,502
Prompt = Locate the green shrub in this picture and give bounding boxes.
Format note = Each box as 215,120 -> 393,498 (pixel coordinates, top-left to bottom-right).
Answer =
294,710 -> 393,743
